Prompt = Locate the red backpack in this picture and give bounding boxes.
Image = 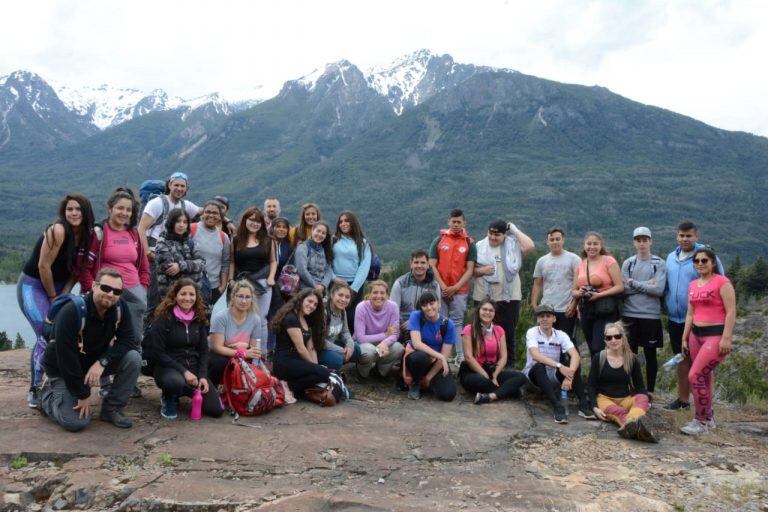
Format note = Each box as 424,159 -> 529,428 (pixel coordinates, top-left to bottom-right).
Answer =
222,356 -> 285,417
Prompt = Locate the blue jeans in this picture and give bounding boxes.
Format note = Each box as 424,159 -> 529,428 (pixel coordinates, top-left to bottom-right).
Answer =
317,342 -> 362,371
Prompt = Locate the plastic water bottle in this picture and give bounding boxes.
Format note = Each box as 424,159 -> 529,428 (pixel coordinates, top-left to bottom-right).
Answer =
560,389 -> 569,418
662,353 -> 685,371
190,389 -> 203,421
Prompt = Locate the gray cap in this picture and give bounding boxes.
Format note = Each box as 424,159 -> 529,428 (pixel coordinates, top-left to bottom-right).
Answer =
534,304 -> 556,316
633,226 -> 652,239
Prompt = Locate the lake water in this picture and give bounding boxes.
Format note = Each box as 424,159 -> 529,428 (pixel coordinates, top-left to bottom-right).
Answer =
1,284 -> 35,347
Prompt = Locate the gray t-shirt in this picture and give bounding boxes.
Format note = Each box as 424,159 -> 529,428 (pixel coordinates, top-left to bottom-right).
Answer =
191,224 -> 230,288
210,309 -> 262,348
532,251 -> 581,312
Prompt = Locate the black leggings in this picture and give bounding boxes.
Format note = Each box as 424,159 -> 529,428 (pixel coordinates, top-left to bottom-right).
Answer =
528,362 -> 588,408
153,366 -> 224,417
272,354 -> 331,395
495,300 -> 520,366
460,366 -> 526,399
579,310 -> 620,356
207,354 -> 229,387
631,346 -> 658,393
405,351 -> 457,401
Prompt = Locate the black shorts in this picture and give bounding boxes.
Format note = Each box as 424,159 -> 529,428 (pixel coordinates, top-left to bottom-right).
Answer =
666,319 -> 685,354
622,317 -> 664,350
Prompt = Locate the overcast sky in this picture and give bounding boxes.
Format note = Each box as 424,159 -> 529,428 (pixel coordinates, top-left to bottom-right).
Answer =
2,0 -> 766,136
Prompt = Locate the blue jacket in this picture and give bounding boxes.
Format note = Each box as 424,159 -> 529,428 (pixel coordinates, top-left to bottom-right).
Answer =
664,242 -> 724,323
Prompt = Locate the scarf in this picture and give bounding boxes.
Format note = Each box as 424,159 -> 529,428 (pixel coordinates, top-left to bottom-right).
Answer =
173,305 -> 195,326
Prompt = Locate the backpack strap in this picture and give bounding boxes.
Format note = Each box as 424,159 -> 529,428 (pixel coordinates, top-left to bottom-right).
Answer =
627,255 -> 637,278
598,349 -> 607,376
149,195 -> 170,231
190,223 -> 198,238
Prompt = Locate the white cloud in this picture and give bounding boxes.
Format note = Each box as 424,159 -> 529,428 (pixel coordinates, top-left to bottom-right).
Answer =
1,0 -> 766,135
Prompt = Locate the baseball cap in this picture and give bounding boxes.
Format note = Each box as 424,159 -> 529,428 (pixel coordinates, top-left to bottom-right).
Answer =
633,227 -> 652,239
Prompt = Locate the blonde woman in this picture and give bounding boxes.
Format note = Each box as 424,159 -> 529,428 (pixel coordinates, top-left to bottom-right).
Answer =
588,322 -> 657,442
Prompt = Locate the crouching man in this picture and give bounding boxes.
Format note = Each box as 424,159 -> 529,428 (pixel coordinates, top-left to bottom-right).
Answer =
41,268 -> 141,431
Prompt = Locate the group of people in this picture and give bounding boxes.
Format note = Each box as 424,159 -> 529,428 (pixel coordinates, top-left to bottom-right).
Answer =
17,173 -> 735,442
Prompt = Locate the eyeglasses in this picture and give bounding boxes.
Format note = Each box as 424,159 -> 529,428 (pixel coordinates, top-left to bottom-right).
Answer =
604,334 -> 622,341
97,283 -> 123,296
693,258 -> 710,264
234,294 -> 252,301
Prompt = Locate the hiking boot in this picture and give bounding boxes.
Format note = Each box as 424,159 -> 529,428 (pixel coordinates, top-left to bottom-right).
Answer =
27,388 -> 40,409
407,383 -> 421,400
578,403 -> 597,420
681,419 -> 709,435
618,419 -> 640,439
100,409 -> 133,428
663,398 -> 690,410
131,386 -> 143,399
635,418 -> 659,443
474,392 -> 492,405
554,407 -> 568,424
160,396 -> 178,420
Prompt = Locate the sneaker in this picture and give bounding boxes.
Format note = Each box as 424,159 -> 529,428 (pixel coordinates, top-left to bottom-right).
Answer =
27,388 -> 40,409
160,396 -> 178,420
99,409 -> 133,428
474,392 -> 492,405
454,353 -> 464,366
618,419 -> 640,439
705,418 -> 716,430
635,418 -> 659,443
407,383 -> 421,400
554,407 -> 568,424
681,419 -> 709,435
664,398 -> 690,410
578,403 -> 597,420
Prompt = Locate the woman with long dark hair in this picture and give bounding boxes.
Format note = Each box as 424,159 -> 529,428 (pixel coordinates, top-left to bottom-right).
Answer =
289,203 -> 321,248
148,278 -> 224,420
18,193 -> 95,408
294,221 -> 334,294
332,210 -> 372,333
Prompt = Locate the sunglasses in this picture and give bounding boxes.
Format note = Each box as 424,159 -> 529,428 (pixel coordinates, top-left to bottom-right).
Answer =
604,334 -> 622,341
693,258 -> 710,264
97,283 -> 123,296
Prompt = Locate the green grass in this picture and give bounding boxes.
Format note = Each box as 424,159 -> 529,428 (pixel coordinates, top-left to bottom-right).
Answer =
10,456 -> 28,470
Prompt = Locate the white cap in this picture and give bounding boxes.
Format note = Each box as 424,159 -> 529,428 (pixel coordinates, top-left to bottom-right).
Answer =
633,227 -> 652,239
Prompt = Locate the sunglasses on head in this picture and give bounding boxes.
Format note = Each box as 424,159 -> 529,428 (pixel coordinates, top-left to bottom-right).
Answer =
604,334 -> 622,341
693,258 -> 710,264
97,282 -> 123,296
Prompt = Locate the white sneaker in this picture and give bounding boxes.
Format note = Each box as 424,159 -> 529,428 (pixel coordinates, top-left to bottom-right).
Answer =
681,419 -> 709,435
705,418 -> 716,430
454,353 -> 464,366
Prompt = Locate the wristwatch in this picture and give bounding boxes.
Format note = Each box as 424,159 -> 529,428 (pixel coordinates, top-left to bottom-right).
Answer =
99,356 -> 111,368
555,363 -> 562,369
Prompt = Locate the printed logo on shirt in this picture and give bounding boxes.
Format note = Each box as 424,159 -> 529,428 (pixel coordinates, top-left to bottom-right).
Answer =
112,238 -> 130,246
439,244 -> 450,251
458,246 -> 467,254
690,291 -> 715,300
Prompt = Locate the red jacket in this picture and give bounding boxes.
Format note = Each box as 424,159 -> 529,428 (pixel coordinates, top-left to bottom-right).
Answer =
432,229 -> 475,294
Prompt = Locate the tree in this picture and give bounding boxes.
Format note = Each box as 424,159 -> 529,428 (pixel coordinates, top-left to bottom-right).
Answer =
744,257 -> 768,297
0,331 -> 10,351
13,333 -> 25,350
727,255 -> 743,288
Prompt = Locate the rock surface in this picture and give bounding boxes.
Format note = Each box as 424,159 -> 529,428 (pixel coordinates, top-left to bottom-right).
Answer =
1,349 -> 766,511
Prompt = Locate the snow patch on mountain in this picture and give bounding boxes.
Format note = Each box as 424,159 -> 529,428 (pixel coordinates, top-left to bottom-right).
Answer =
367,49 -> 433,114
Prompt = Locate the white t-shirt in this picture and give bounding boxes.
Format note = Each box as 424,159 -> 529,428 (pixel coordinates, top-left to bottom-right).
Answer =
522,326 -> 575,377
532,251 -> 581,312
143,195 -> 200,241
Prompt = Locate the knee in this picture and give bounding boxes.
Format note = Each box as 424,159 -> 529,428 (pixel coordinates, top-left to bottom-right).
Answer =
389,343 -> 405,360
358,344 -> 378,363
435,383 -> 457,402
120,350 -> 142,370
60,415 -> 91,433
406,351 -> 429,368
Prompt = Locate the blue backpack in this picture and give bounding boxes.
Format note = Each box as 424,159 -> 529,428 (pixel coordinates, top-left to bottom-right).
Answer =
139,179 -> 166,208
43,294 -> 88,342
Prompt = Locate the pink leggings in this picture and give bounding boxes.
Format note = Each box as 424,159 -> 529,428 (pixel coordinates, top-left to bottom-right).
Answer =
688,333 -> 727,422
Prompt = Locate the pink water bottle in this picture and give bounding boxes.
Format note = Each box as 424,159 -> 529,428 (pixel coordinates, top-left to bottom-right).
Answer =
190,389 -> 203,421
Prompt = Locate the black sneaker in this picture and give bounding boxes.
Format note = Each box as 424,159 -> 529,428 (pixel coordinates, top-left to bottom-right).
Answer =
160,396 -> 178,420
474,392 -> 492,405
407,383 -> 421,400
618,419 -> 639,440
27,388 -> 40,409
554,407 -> 568,424
635,418 -> 659,443
578,403 -> 597,420
100,409 -> 133,428
663,398 -> 690,410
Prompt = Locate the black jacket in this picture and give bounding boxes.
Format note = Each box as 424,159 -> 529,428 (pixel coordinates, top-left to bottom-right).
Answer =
43,293 -> 135,399
148,315 -> 209,379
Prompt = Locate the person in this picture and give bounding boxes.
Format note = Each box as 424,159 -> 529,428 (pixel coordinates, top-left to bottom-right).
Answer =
18,193 -> 95,408
428,209 -> 476,365
263,197 -> 281,232
473,220 -> 535,367
147,279 -> 224,420
229,207 -> 276,350
191,200 -> 231,306
138,171 -> 201,261
40,268 -> 141,431
289,203 -> 321,248
317,282 -> 362,371
83,188 -> 150,347
207,280 -> 263,386
403,291 -> 457,401
531,227 -> 582,340
272,217 -> 293,277
572,232 -> 624,356
523,304 -> 595,423
663,221 -> 725,411
390,249 -> 440,342
269,288 -> 333,396
680,248 -> 735,435
294,221 -> 334,294
354,280 -> 405,378
212,195 -> 236,236
332,210 -> 372,334
460,300 -> 527,405
589,322 -> 657,442
621,227 -> 666,394
149,209 -> 206,323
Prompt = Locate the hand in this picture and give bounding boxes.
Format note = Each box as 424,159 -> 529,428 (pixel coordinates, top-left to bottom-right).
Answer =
572,288 -> 583,298
627,278 -> 634,287
377,343 -> 390,358
682,337 -> 689,353
343,346 -> 354,362
333,278 -> 347,286
385,325 -> 399,337
479,264 -> 495,276
593,407 -> 607,421
491,376 -> 500,387
267,277 -> 276,287
558,365 -> 575,379
439,355 -> 449,377
84,360 -> 105,387
165,262 -> 180,276
183,370 -> 199,387
314,284 -> 325,293
587,292 -> 601,302
443,285 -> 457,298
245,347 -> 262,360
73,397 -> 91,419
199,378 -> 209,394
719,335 -> 732,355
218,284 -> 227,294
561,378 -> 573,391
